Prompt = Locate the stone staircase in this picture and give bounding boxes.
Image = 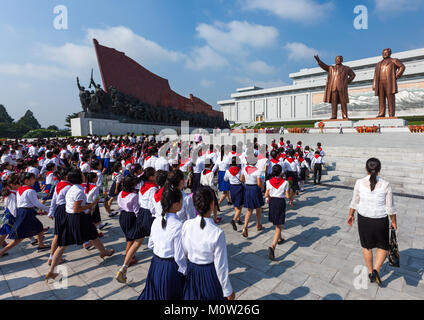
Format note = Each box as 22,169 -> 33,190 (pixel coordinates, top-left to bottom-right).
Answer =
322,146 -> 424,196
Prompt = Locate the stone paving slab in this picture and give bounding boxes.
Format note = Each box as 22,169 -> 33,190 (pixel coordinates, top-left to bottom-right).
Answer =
0,182 -> 423,300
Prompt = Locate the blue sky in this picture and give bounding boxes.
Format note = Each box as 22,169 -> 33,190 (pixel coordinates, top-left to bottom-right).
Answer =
1,0 -> 424,127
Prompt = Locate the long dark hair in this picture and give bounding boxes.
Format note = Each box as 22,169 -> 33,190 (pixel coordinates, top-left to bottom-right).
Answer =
160,184 -> 182,229
366,158 -> 381,192
1,174 -> 20,198
193,187 -> 215,230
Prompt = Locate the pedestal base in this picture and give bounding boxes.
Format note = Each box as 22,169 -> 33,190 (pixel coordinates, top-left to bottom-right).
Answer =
314,119 -> 355,128
354,118 -> 408,127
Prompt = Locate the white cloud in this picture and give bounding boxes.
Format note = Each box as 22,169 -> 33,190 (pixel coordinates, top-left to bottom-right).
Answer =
196,20 -> 279,54
200,79 -> 216,87
243,0 -> 334,22
285,42 -> 319,61
0,63 -> 68,79
245,60 -> 276,74
375,0 -> 423,12
235,76 -> 287,89
186,46 -> 228,70
87,26 -> 186,65
40,43 -> 95,69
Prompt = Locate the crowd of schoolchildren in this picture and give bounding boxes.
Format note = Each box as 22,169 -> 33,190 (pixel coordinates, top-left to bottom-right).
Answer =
0,133 -> 325,300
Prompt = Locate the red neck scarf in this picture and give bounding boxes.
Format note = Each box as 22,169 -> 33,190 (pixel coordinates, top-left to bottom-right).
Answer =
121,191 -> 133,198
298,157 -> 305,163
270,158 -> 279,164
314,154 -> 320,159
82,183 -> 96,194
257,153 -> 266,160
140,182 -> 157,195
229,167 -> 240,176
56,181 -> 72,195
18,185 -> 33,196
245,166 -> 258,174
286,158 -> 294,164
154,187 -> 164,203
202,169 -> 212,175
269,177 -> 285,189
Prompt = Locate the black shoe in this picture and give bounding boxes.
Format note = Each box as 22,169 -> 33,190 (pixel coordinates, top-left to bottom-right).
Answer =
268,247 -> 275,261
369,273 -> 376,283
228,201 -> 233,206
31,239 -> 38,246
108,212 -> 118,218
231,220 -> 237,231
277,239 -> 284,245
373,269 -> 382,286
99,223 -> 109,230
236,220 -> 243,225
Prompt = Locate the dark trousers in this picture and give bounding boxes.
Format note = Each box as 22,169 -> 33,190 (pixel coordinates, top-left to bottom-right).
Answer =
314,164 -> 322,184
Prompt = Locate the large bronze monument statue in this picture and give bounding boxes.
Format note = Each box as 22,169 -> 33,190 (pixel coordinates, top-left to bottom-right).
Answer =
314,55 -> 356,119
373,48 -> 406,118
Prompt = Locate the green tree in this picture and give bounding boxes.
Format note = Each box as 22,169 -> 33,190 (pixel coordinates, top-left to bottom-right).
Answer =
0,104 -> 14,123
65,113 -> 79,128
16,110 -> 41,130
47,125 -> 59,131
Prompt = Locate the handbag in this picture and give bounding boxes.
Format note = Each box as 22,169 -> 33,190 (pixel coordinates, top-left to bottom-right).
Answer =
388,228 -> 400,268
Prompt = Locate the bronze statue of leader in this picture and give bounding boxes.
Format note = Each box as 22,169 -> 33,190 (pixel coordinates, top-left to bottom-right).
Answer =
373,48 -> 406,118
314,55 -> 356,119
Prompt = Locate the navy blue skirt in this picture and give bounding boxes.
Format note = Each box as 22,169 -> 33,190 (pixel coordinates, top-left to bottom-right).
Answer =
108,181 -> 121,198
8,208 -> 43,240
54,204 -> 67,236
138,255 -> 185,300
119,211 -> 139,241
243,185 -> 264,209
299,167 -> 307,181
191,173 -> 201,193
137,208 -> 155,238
268,197 -> 286,226
218,171 -> 230,192
183,261 -> 225,300
58,212 -> 98,247
229,184 -> 244,208
0,209 -> 15,236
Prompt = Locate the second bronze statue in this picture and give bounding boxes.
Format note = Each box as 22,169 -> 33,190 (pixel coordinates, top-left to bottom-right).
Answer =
314,55 -> 356,120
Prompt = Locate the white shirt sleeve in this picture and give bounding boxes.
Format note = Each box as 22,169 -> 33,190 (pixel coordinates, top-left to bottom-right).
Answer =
213,231 -> 233,298
29,190 -> 49,212
385,182 -> 397,215
48,191 -> 58,217
349,179 -> 360,210
173,227 -> 187,275
5,194 -> 17,217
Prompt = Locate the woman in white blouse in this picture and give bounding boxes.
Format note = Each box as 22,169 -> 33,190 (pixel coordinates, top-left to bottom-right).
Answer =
348,158 -> 397,286
182,187 -> 235,300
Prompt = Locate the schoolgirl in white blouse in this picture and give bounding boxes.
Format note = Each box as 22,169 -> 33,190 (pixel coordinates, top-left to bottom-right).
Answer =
138,184 -> 187,300
182,187 -> 235,300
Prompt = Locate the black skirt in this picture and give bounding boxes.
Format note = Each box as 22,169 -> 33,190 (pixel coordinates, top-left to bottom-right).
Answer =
357,213 -> 390,250
91,203 -> 101,224
58,212 -> 99,247
299,167 -> 307,181
285,171 -> 299,192
54,204 -> 67,236
268,197 -> 286,226
108,181 -> 122,198
191,173 -> 201,193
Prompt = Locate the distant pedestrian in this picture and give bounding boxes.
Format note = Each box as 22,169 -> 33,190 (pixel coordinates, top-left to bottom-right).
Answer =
339,125 -> 343,134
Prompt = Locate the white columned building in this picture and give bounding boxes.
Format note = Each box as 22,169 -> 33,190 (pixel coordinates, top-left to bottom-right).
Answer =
218,48 -> 424,124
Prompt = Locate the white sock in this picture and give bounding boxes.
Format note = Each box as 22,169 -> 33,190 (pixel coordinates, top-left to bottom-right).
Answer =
49,254 -> 53,259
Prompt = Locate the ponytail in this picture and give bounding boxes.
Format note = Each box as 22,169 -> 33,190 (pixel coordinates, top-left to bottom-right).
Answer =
193,187 -> 214,230
366,158 -> 381,192
160,183 -> 182,229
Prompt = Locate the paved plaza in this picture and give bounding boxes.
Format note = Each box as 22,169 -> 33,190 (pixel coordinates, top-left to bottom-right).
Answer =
0,176 -> 423,300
